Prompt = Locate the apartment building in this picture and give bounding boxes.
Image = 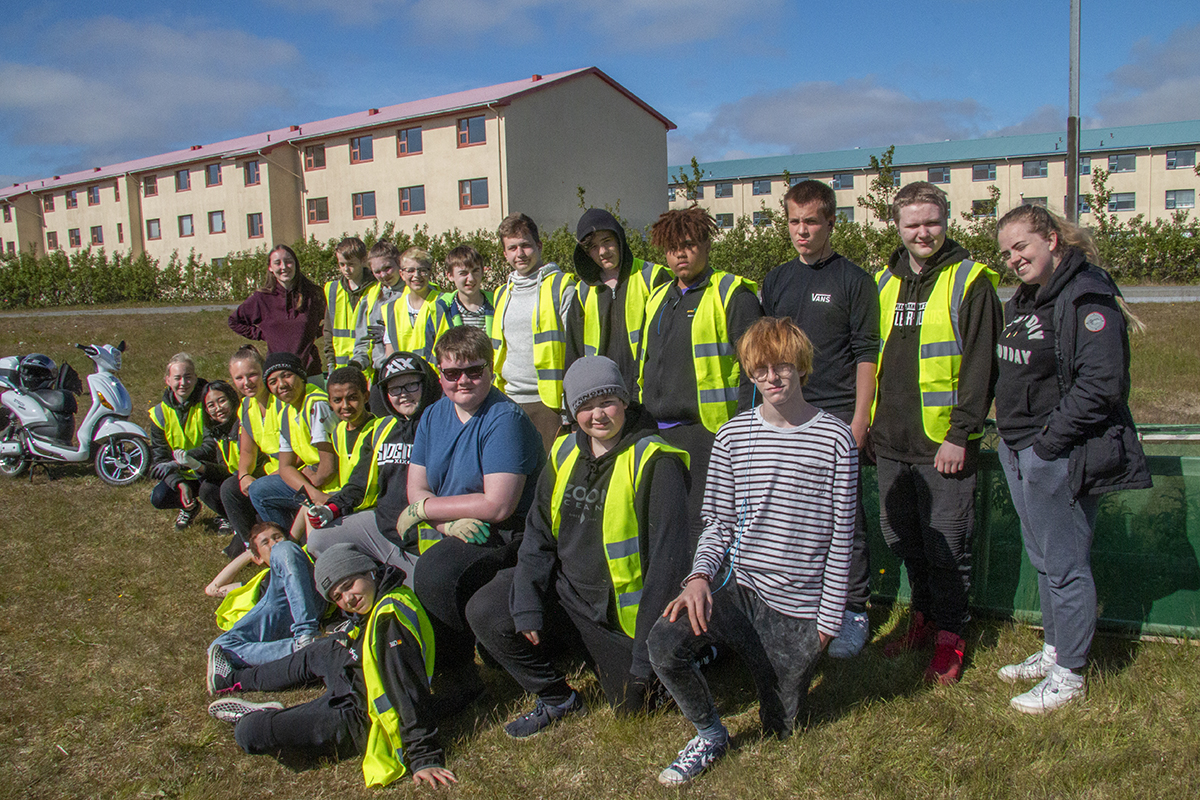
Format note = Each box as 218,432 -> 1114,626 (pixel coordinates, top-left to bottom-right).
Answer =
0,67 -> 674,260
668,119 -> 1200,228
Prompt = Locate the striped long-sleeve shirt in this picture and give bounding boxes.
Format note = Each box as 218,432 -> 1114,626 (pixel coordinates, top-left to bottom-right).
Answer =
690,407 -> 857,637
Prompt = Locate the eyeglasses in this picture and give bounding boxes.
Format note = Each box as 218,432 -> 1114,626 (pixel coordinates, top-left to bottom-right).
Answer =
750,362 -> 796,381
400,267 -> 431,277
439,363 -> 489,382
385,378 -> 423,397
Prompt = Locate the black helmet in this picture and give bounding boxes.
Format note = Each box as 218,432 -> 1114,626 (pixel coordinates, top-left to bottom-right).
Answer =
18,353 -> 56,390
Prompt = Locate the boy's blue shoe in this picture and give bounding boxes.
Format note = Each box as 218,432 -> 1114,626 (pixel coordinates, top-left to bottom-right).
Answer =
827,609 -> 869,659
658,732 -> 729,785
503,691 -> 585,738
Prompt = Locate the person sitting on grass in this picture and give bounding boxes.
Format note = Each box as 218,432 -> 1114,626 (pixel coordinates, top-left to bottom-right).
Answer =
207,543 -> 455,789
205,521 -> 325,668
172,379 -> 241,537
148,352 -> 209,530
647,317 -> 857,785
467,356 -> 691,738
220,346 -> 280,557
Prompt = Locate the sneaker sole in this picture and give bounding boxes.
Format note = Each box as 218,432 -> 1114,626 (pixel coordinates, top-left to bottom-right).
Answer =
207,699 -> 283,723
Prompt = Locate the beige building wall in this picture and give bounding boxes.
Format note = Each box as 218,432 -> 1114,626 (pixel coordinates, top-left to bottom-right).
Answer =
0,193 -> 43,256
503,72 -> 669,231
35,178 -> 135,256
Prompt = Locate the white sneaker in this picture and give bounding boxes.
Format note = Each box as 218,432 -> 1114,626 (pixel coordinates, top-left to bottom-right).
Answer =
827,609 -> 869,658
1010,664 -> 1084,714
207,697 -> 284,724
998,644 -> 1056,683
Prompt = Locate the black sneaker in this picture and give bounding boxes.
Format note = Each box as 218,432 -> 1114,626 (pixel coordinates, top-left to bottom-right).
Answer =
207,642 -> 237,695
175,501 -> 201,531
215,517 -> 234,536
504,691 -> 585,738
207,698 -> 283,724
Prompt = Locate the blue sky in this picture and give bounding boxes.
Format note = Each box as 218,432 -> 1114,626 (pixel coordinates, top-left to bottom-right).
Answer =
1,0 -> 1198,184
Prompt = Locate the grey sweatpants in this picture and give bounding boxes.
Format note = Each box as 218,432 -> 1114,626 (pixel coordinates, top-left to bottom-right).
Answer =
999,441 -> 1099,670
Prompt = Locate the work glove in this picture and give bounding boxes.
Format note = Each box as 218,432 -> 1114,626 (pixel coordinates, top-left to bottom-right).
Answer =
395,498 -> 428,537
366,323 -> 386,346
307,503 -> 338,529
444,517 -> 490,544
150,461 -> 178,480
173,449 -> 201,471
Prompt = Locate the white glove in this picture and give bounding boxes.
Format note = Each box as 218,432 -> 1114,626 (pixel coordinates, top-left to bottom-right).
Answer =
307,504 -> 335,528
445,518 -> 490,544
173,449 -> 201,470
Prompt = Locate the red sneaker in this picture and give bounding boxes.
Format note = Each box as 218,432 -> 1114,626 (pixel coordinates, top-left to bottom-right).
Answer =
924,630 -> 966,684
883,610 -> 935,658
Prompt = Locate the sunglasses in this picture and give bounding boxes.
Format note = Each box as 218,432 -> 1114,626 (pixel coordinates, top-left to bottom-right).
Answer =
385,378 -> 424,396
439,363 -> 489,382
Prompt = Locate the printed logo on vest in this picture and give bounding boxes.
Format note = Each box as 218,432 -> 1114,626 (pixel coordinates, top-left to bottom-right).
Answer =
1084,312 -> 1106,332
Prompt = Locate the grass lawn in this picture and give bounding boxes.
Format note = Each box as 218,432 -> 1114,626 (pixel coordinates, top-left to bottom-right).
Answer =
1,305 -> 1198,799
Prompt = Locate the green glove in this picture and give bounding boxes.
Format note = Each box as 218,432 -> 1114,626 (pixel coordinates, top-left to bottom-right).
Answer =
395,498 -> 428,536
444,518 -> 490,544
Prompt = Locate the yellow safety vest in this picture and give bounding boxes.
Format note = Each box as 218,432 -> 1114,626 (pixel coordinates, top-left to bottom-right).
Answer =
874,258 -> 999,443
492,270 -> 576,409
149,400 -> 205,478
434,290 -> 495,341
359,586 -> 436,787
280,384 -> 335,488
638,270 -> 757,434
547,433 -> 689,637
214,568 -> 270,631
325,279 -> 366,369
217,434 -> 240,476
240,394 -> 283,475
383,286 -> 445,361
579,259 -> 667,364
332,415 -> 381,511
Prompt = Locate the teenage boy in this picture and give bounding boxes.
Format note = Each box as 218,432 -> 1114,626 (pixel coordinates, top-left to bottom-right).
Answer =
647,317 -> 856,785
351,240 -> 407,378
565,208 -> 670,390
208,544 -> 455,789
247,353 -> 336,531
323,237 -> 375,377
760,179 -> 880,658
384,247 -> 444,361
306,365 -> 378,509
206,521 -> 325,669
490,212 -> 577,450
637,207 -> 761,543
436,245 -> 494,336
467,357 -> 691,737
872,181 -> 1001,684
406,326 -> 545,687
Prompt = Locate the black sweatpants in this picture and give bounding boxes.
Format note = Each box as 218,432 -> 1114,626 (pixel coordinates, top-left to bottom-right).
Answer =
657,423 -> 714,552
220,474 -> 259,555
150,477 -> 224,516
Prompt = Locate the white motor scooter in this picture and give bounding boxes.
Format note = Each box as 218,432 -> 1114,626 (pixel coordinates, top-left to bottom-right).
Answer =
0,342 -> 150,485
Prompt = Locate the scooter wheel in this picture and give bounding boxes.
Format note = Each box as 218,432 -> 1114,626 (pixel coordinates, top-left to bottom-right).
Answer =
0,451 -> 28,478
94,435 -> 150,486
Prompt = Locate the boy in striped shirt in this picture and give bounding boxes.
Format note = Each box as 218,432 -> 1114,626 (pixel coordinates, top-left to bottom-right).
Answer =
647,317 -> 857,786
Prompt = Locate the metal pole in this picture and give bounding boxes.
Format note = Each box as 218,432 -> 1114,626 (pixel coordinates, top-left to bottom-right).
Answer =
1066,0 -> 1081,223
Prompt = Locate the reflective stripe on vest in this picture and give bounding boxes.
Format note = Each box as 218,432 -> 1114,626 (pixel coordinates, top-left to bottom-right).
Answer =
547,433 -> 690,638
874,259 -> 999,442
638,270 -> 755,434
333,416 -> 381,510
213,568 -> 269,631
149,401 -> 205,478
279,384 -> 332,485
492,270 -> 576,409
383,286 -> 444,361
360,587 -> 436,787
240,394 -> 283,474
579,259 -> 666,364
325,279 -> 361,368
434,290 -> 495,341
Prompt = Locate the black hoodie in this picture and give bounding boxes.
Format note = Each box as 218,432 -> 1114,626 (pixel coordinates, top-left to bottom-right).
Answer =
509,403 -> 691,678
872,239 -> 1001,464
564,209 -> 671,390
325,352 -> 441,542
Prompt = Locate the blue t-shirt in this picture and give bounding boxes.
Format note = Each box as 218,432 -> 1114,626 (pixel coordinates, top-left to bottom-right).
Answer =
411,387 -> 545,529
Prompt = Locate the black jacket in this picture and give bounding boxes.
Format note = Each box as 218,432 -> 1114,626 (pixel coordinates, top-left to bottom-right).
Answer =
149,380 -> 209,469
510,404 -> 691,679
1008,248 -> 1152,497
188,415 -> 239,481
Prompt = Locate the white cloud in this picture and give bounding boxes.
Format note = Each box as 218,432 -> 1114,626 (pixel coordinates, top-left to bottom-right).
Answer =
987,105 -> 1065,138
1094,23 -> 1200,126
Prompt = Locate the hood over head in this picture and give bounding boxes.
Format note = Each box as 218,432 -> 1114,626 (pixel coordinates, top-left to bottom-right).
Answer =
573,208 -> 633,285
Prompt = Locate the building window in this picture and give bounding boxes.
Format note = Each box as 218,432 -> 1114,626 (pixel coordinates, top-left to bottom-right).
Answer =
146,219 -> 161,240
1022,160 -> 1048,179
114,182 -> 120,201
687,185 -> 704,200
244,160 -> 260,186
1,205 -> 9,222
352,191 -> 376,220
973,164 -> 996,182
1022,197 -> 1048,208
1074,196 -> 1091,214
752,211 -> 771,227
830,173 -> 854,190
715,182 -> 733,198
175,169 -> 191,192
836,206 -> 855,223
1108,192 -> 1136,212
179,214 -> 194,237
1108,154 -> 1136,173
43,195 -> 55,212
205,163 -> 221,187
400,186 -> 425,215
457,116 -> 486,147
89,226 -> 103,245
247,213 -> 264,238
307,197 -> 329,224
1066,157 -> 1091,176
928,167 -> 951,184
304,144 -> 326,170
350,136 -> 374,163
397,127 -> 422,156
893,172 -> 902,187
87,186 -> 100,206
144,176 -> 158,197
752,179 -> 771,195
212,257 -> 227,268
715,213 -> 734,229
459,178 -> 488,208
68,228 -> 81,247
667,187 -> 676,201
209,210 -> 226,234
115,223 -> 123,243
788,175 -> 804,187
1166,189 -> 1196,210
47,231 -> 58,249
1167,150 -> 1196,170
66,189 -> 78,209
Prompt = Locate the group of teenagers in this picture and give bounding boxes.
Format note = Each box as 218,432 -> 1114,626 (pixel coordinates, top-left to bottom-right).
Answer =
144,177 -> 1151,788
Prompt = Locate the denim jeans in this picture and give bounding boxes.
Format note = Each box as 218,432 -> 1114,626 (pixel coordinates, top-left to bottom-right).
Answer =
247,473 -> 303,530
213,541 -> 326,667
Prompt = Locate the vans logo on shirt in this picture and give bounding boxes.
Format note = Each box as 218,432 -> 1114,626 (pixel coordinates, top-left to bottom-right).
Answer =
811,293 -> 832,303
